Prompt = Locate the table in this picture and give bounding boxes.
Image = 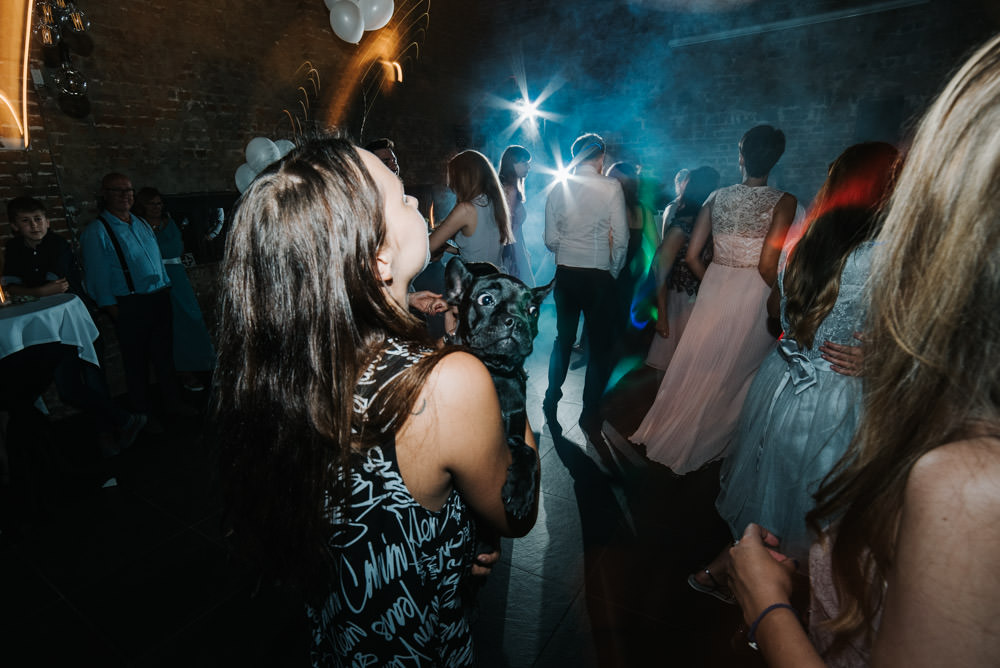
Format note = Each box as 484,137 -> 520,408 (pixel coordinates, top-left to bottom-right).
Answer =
0,293 -> 99,365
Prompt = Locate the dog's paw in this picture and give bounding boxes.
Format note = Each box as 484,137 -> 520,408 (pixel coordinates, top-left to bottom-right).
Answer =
501,435 -> 539,519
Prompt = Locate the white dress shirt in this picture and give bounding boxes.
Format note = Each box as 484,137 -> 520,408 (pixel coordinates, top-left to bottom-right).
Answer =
544,164 -> 629,278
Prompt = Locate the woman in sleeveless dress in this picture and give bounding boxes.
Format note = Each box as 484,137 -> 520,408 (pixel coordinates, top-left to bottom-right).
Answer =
645,166 -> 719,379
216,136 -> 539,666
630,125 -> 796,474
498,145 -> 535,285
687,143 -> 899,603
133,187 -> 215,391
430,149 -> 511,269
729,36 -> 1000,667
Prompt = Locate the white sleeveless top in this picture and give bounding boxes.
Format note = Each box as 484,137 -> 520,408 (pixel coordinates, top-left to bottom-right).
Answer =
454,194 -> 504,268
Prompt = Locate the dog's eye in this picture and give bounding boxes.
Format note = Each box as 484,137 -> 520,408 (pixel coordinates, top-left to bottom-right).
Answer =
528,305 -> 538,316
476,293 -> 495,307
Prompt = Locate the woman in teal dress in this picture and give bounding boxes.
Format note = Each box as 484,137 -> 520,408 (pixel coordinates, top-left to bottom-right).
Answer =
134,188 -> 215,390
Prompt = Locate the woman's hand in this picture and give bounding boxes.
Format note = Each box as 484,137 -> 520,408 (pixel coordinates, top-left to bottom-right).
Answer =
820,332 -> 864,376
471,525 -> 502,577
408,290 -> 448,315
728,523 -> 797,625
655,317 -> 670,338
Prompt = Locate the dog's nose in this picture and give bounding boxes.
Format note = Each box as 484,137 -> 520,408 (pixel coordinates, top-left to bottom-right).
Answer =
503,316 -> 515,328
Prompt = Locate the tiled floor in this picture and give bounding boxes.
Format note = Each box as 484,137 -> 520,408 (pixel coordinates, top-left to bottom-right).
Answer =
0,302 -> 766,667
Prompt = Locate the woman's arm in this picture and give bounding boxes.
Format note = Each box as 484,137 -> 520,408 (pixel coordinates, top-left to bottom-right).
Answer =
428,201 -> 476,254
685,202 -> 713,280
871,438 -> 1000,667
819,333 -> 864,376
729,523 -> 827,668
758,194 -> 797,287
654,227 -> 685,337
397,351 -> 539,537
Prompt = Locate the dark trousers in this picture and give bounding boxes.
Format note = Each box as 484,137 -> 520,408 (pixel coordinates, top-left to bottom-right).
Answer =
545,266 -> 617,418
114,289 -> 176,413
53,353 -> 130,433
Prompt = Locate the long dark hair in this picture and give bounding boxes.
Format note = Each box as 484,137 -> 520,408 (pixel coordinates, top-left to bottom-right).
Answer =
498,145 -> 530,203
215,135 -> 446,596
783,142 -> 899,349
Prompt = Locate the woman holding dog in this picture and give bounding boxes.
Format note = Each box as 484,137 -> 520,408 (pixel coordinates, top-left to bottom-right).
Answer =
729,35 -> 1000,667
216,136 -> 539,666
429,149 -> 512,269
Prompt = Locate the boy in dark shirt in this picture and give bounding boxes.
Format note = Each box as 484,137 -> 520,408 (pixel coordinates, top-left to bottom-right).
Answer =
3,197 -> 145,455
3,197 -> 83,298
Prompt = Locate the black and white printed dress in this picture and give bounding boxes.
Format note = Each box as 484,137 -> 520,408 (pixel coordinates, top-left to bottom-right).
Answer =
307,339 -> 478,667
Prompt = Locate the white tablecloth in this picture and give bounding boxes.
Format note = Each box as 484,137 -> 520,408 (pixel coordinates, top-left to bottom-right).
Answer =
0,293 -> 100,365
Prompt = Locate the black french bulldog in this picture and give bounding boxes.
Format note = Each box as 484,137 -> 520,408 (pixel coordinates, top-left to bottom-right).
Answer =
444,257 -> 554,519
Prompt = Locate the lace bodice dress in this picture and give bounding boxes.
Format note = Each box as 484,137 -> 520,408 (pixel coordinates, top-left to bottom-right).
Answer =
709,185 -> 783,267
632,184 -> 785,474
716,242 -> 874,562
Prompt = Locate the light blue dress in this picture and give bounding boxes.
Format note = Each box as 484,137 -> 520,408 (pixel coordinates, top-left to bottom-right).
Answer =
152,217 -> 216,372
715,242 -> 874,562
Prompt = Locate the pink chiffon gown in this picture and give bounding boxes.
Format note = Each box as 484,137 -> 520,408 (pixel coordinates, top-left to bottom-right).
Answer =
631,184 -> 784,474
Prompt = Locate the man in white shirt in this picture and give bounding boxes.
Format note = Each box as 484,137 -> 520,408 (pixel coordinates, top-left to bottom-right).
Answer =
543,133 -> 628,433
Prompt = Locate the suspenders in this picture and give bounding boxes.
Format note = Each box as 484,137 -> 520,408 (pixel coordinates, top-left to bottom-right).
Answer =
98,213 -> 136,294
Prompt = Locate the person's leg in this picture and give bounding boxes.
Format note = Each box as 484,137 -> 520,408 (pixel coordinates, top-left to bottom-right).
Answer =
545,266 -> 581,410
53,356 -> 127,434
115,296 -> 151,414
147,290 -> 182,411
580,270 -> 617,422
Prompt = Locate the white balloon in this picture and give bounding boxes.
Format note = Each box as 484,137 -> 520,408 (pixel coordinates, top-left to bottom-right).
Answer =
235,163 -> 256,193
325,0 -> 358,7
275,139 -> 296,158
245,137 -> 280,173
360,0 -> 393,31
330,1 -> 363,44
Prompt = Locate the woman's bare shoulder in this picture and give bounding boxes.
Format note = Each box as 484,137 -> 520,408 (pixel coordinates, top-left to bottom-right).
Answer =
908,437 -> 1000,517
424,350 -> 495,404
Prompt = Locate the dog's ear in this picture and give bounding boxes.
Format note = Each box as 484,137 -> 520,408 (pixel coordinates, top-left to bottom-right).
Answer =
444,257 -> 473,306
530,278 -> 555,307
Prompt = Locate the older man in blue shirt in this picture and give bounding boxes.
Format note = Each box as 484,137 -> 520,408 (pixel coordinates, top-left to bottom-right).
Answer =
81,173 -> 187,420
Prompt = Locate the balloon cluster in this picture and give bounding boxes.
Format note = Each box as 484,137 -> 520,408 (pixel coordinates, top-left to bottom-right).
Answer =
325,0 -> 394,44
234,137 -> 296,193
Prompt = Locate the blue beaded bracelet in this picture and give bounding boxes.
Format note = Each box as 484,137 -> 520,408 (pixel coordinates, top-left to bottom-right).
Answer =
747,602 -> 798,650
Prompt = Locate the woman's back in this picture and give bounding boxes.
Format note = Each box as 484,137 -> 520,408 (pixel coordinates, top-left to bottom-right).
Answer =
454,195 -> 504,267
307,339 -> 476,666
710,184 -> 785,267
781,243 -> 873,354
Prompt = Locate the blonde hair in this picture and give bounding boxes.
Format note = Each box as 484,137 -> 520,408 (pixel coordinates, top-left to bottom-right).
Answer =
811,35 -> 1000,645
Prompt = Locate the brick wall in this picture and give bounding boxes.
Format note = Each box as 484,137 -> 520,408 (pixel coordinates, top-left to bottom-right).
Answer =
474,0 -> 999,207
1,0 -> 487,244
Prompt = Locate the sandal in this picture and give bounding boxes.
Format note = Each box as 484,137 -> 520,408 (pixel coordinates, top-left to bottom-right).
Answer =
687,568 -> 736,605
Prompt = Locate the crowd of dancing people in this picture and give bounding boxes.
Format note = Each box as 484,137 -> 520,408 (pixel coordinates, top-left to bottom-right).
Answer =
217,34 -> 1000,664
3,31 -> 999,668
